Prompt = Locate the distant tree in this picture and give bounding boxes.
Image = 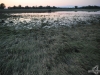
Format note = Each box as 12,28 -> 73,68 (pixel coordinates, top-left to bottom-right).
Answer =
0,3 -> 6,9
32,6 -> 35,9
8,6 -> 12,9
13,5 -> 17,9
46,6 -> 51,9
25,6 -> 29,9
80,5 -> 100,9
18,5 -> 22,9
38,6 -> 43,9
53,6 -> 57,9
75,6 -> 78,9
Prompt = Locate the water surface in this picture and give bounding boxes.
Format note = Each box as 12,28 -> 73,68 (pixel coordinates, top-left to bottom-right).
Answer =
1,11 -> 100,29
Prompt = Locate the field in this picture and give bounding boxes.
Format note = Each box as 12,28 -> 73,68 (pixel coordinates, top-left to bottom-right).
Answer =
0,9 -> 100,13
0,12 -> 100,75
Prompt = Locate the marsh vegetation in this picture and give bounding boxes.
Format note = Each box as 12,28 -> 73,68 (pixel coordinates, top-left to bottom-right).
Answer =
0,11 -> 100,75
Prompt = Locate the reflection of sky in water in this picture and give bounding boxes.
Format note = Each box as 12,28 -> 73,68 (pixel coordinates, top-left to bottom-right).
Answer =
1,11 -> 100,29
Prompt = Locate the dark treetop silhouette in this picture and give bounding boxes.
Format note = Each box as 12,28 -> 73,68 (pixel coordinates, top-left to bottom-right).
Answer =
0,3 -> 6,9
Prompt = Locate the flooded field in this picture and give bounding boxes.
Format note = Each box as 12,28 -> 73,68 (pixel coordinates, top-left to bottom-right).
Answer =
0,11 -> 100,75
1,11 -> 100,29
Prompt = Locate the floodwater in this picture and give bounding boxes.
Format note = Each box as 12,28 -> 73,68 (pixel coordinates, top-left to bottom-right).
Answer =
0,11 -> 100,29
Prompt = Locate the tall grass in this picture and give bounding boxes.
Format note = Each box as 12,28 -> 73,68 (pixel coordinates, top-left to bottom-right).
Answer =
0,14 -> 100,75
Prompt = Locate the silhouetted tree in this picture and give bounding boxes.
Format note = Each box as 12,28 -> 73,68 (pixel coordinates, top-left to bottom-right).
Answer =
80,5 -> 100,9
75,6 -> 78,9
38,6 -> 43,9
53,6 -> 57,9
13,5 -> 17,9
25,6 -> 30,9
32,6 -> 35,9
8,6 -> 12,9
18,5 -> 21,9
46,6 -> 51,9
0,3 -> 6,9
7,5 -> 58,9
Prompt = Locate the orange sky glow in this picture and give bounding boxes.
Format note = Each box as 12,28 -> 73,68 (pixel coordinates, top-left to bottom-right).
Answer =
0,0 -> 100,7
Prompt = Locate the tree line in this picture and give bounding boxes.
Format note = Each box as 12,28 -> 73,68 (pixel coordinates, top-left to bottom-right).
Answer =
79,5 -> 100,9
8,5 -> 57,9
0,3 -> 100,9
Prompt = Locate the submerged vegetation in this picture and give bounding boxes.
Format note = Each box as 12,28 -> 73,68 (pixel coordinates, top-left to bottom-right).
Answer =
0,12 -> 100,75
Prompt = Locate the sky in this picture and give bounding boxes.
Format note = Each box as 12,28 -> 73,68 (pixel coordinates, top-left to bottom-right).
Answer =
0,0 -> 100,7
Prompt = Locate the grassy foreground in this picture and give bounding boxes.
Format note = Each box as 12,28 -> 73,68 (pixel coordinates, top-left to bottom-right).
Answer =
0,23 -> 100,75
